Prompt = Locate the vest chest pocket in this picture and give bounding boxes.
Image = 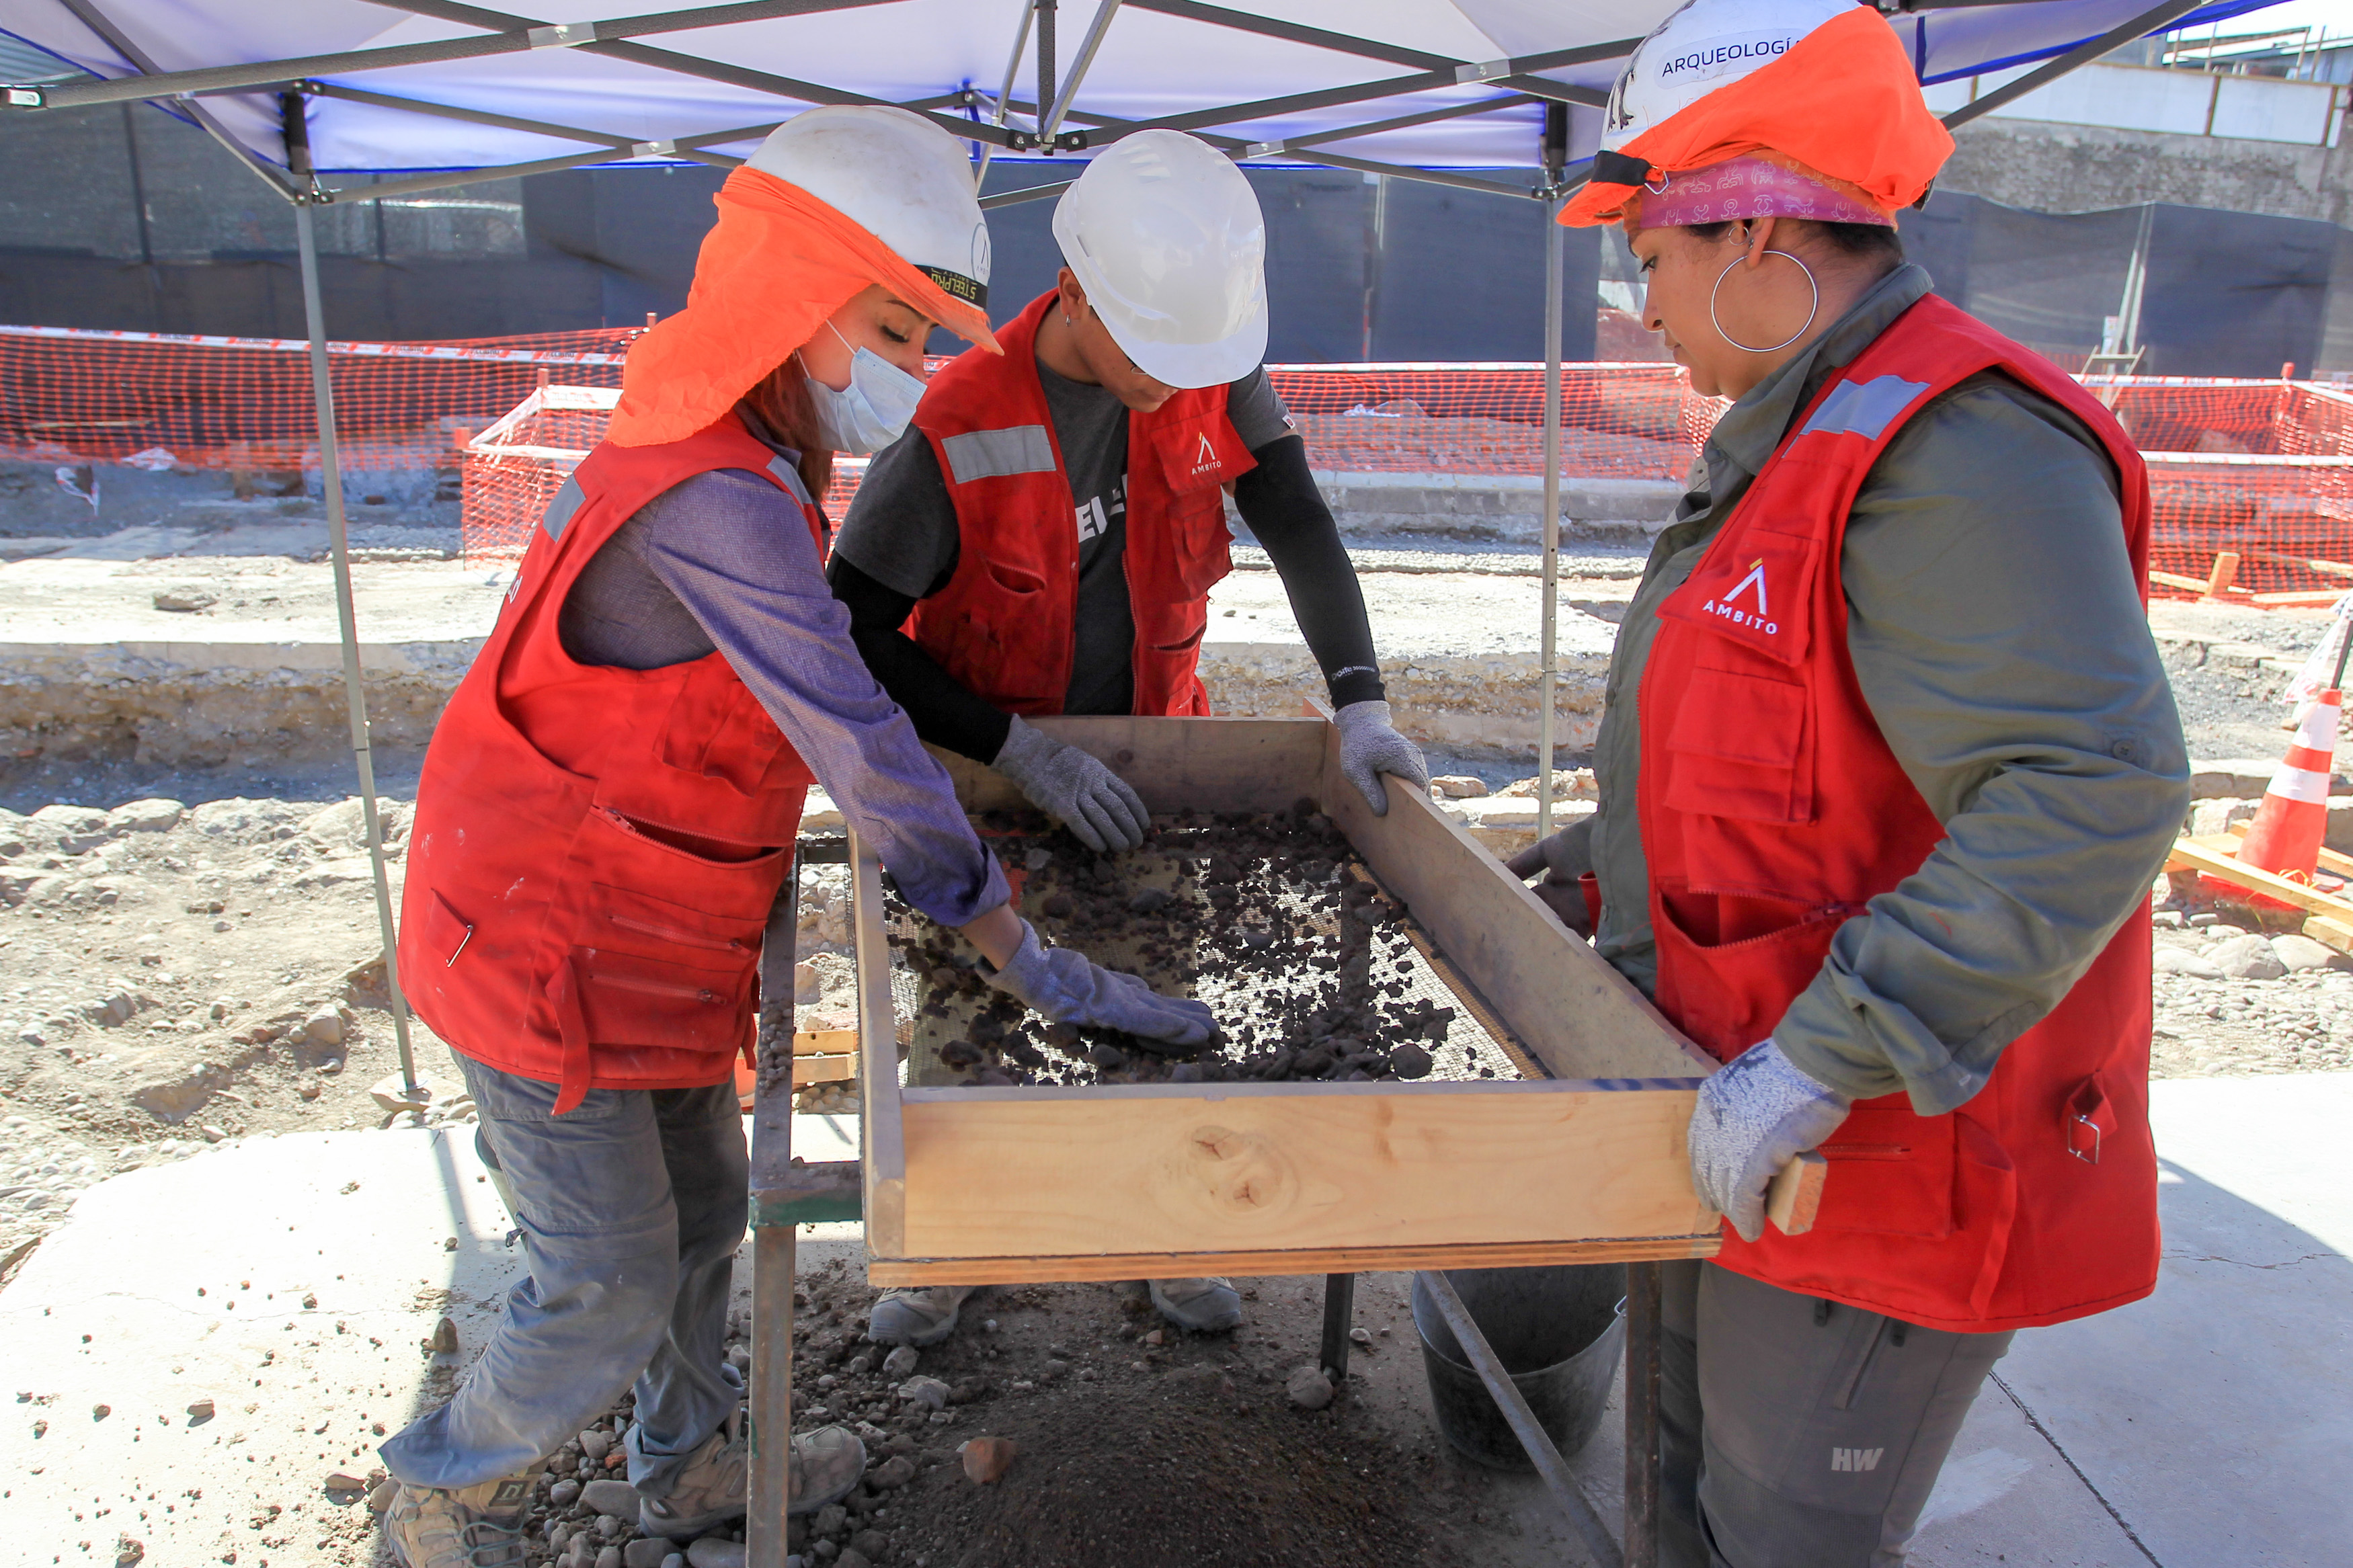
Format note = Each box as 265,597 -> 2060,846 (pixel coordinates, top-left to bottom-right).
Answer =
1661,665 -> 1812,823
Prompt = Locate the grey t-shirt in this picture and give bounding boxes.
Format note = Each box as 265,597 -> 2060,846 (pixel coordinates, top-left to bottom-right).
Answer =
834,364 -> 1293,714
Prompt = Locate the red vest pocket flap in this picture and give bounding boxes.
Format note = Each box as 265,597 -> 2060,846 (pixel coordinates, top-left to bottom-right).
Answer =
1813,1102 -> 1958,1239
1666,667 -> 1806,768
1150,414 -> 1252,495
1659,525 -> 1819,667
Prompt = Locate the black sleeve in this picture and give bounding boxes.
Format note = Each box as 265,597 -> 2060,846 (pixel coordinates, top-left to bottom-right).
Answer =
824,554 -> 1014,764
1231,433 -> 1385,708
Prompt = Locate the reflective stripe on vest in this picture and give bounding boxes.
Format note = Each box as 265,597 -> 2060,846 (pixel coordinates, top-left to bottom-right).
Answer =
1639,293 -> 2159,1335
941,425 -> 1057,483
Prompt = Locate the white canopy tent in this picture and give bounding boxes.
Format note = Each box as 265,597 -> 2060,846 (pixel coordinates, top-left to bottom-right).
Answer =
0,2 -> 2283,1556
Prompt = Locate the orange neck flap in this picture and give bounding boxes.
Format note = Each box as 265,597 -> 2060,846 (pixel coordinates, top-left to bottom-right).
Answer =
608,166 -> 1000,448
1562,7 -> 1952,229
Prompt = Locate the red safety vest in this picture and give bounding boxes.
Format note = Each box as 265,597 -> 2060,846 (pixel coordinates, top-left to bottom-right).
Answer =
397,411 -> 820,1113
904,289 -> 1257,716
1640,293 -> 2159,1333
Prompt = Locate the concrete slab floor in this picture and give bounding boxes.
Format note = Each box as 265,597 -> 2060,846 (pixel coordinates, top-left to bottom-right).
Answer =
5,1082 -> 2348,1566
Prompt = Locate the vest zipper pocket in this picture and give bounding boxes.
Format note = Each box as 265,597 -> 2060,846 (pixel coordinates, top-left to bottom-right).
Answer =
588,969 -> 727,1006
606,911 -> 752,955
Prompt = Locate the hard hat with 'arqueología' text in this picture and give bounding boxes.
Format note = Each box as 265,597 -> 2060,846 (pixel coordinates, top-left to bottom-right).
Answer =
1053,130 -> 1268,390
608,106 -> 999,447
1560,0 -> 1952,229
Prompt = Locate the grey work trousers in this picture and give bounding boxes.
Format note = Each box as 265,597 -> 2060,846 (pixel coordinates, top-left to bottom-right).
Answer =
1658,1259 -> 2014,1568
378,1054 -> 747,1497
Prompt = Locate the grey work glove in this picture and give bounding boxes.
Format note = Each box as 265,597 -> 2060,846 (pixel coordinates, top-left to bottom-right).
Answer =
1506,818 -> 1596,938
985,920 -> 1217,1046
1688,1038 -> 1851,1243
1335,699 -> 1429,815
992,715 -> 1148,853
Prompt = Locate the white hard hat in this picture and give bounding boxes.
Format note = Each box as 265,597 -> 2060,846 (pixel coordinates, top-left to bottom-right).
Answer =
1602,0 -> 1853,153
748,106 -> 992,313
1051,130 -> 1268,389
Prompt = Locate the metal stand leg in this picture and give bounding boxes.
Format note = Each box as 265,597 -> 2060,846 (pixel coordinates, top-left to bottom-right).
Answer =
1318,1272 -> 1356,1383
1419,1270 -> 1624,1568
746,865 -> 801,1568
1623,1262 -> 1663,1568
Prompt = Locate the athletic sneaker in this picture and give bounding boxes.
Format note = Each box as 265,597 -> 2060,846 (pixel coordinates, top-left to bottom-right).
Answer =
866,1284 -> 978,1346
384,1471 -> 533,1568
640,1415 -> 866,1536
1148,1277 -> 1244,1331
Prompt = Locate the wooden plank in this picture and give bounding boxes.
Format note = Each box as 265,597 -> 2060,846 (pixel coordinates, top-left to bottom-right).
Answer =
1767,1151 -> 1826,1237
2206,550 -> 2243,596
2164,835 -> 2353,921
929,715 -> 1329,816
869,1233 -> 1721,1287
794,1028 -> 856,1057
2244,548 -> 2353,579
891,1079 -> 1713,1262
2149,569 -> 2215,593
850,831 -> 907,1257
1318,720 -> 1714,1081
2303,913 -> 2353,956
2225,819 -> 2353,879
794,1054 -> 856,1087
2250,590 -> 2349,606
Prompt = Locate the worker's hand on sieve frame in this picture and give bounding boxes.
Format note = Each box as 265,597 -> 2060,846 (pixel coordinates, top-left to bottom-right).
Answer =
984,919 -> 1218,1046
1507,818 -> 1597,938
1334,700 -> 1429,815
1687,1039 -> 1851,1243
992,716 -> 1150,853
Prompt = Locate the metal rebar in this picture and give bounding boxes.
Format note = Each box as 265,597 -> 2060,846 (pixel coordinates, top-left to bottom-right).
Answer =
1538,195 -> 1564,842
288,95 -> 419,1097
1623,1262 -> 1663,1568
1419,1269 -> 1623,1568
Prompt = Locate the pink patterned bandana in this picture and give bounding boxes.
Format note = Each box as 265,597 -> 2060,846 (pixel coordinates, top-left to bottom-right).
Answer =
1633,154 -> 1892,230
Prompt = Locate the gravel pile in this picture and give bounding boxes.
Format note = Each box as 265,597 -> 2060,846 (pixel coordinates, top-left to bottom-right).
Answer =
893,805 -> 1513,1089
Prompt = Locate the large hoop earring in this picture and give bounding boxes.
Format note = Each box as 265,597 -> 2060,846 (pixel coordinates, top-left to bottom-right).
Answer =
1711,249 -> 1819,354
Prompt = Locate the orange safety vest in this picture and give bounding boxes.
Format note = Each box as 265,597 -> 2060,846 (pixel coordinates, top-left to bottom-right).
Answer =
1640,294 -> 2160,1333
904,289 -> 1256,716
397,411 -> 818,1113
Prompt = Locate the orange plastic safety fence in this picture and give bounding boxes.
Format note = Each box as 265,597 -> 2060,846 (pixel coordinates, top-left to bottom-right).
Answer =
11,322 -> 2353,606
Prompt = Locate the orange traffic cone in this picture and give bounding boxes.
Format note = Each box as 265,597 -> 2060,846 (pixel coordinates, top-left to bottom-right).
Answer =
2237,688 -> 2341,881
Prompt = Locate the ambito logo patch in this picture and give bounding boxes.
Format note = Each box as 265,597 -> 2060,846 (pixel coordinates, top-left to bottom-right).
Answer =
1702,557 -> 1778,636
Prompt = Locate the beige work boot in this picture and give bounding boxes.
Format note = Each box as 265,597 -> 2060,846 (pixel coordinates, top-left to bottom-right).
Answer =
638,1415 -> 866,1538
1148,1277 -> 1244,1331
384,1471 -> 534,1568
866,1284 -> 978,1346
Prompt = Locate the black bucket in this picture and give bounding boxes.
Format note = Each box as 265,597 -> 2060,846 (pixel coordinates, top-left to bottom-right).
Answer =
1411,1265 -> 1626,1471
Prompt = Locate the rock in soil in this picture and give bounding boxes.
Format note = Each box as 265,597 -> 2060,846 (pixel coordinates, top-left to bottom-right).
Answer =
959,1435 -> 1019,1484
686,1540 -> 745,1568
881,1345 -> 920,1380
624,1540 -> 676,1568
582,1477 -> 640,1518
1285,1364 -> 1337,1411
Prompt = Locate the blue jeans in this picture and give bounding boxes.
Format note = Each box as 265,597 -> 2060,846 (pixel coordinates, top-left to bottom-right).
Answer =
379,1054 -> 747,1497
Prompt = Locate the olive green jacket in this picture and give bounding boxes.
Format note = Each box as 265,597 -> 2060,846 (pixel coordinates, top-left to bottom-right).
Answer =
1561,263 -> 2189,1115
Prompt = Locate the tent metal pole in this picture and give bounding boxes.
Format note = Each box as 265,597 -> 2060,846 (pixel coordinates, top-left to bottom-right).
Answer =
1538,199 -> 1563,841
1041,0 -> 1122,144
1035,0 -> 1058,151
287,97 -> 421,1098
973,0 -> 1037,186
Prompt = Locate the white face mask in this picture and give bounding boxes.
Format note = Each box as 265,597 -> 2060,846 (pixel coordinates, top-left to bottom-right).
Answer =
799,320 -> 926,455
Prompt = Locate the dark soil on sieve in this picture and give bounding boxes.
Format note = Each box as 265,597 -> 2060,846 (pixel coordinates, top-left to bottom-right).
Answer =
889,1368 -> 1447,1568
889,801 -> 1518,1089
